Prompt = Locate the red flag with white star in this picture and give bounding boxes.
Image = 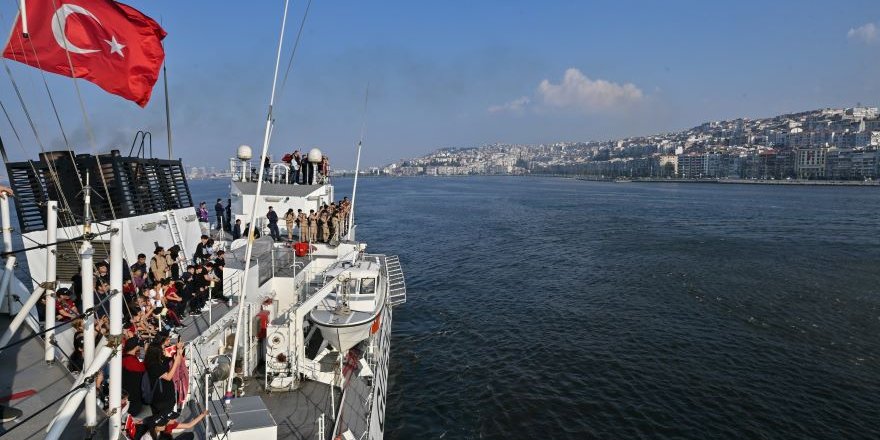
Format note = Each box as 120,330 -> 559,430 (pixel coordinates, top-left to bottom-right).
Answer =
2,0 -> 166,107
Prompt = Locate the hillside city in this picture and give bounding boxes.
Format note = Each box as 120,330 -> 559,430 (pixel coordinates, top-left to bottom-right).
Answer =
381,106 -> 880,181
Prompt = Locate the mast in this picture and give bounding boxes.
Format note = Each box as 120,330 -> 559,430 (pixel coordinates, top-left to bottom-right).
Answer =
347,85 -> 369,239
226,0 -> 291,399
163,60 -> 173,160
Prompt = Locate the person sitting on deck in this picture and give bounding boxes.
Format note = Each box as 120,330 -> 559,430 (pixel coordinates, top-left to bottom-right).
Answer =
150,247 -> 170,284
156,409 -> 209,440
55,288 -> 79,322
192,236 -> 210,265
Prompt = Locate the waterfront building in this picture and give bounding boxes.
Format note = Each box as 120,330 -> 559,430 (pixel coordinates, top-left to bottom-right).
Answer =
795,148 -> 827,179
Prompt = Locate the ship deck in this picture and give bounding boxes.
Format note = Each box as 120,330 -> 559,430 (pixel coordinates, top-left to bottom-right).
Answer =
0,316 -> 95,440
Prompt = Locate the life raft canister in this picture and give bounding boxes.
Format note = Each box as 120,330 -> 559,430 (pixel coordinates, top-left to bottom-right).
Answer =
370,315 -> 381,334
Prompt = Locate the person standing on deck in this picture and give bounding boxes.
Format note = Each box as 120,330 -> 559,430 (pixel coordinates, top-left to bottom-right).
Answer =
225,199 -> 233,232
330,211 -> 341,245
308,210 -> 318,243
232,219 -> 242,240
319,210 -> 330,242
266,206 -> 281,241
284,209 -> 296,241
197,202 -> 209,235
297,210 -> 308,242
292,150 -> 302,184
214,199 -> 224,230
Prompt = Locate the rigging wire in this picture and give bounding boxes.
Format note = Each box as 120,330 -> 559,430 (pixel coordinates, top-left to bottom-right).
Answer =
277,0 -> 314,99
0,377 -> 92,437
0,290 -> 120,352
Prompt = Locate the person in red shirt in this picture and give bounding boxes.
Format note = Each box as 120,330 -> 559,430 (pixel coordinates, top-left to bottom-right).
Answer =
121,338 -> 146,416
55,288 -> 79,322
156,409 -> 209,440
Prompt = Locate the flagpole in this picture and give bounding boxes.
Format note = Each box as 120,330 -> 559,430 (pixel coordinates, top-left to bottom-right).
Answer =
347,85 -> 369,239
225,0 -> 291,400
19,0 -> 28,37
162,58 -> 172,159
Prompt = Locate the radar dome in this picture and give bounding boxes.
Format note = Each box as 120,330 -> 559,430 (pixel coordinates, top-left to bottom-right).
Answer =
237,145 -> 253,161
307,148 -> 323,163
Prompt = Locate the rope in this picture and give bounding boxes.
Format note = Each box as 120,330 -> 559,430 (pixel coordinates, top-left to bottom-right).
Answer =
0,290 -> 119,352
278,0 -> 314,97
0,376 -> 92,437
0,228 -> 118,258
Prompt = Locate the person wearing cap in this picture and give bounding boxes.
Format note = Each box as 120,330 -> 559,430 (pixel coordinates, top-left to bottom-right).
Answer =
122,338 -> 146,416
55,288 -> 79,322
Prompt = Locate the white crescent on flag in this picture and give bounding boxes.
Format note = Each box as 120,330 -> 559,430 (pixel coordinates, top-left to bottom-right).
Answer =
51,4 -> 101,54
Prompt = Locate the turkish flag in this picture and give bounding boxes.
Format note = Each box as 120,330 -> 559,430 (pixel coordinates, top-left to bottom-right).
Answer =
2,0 -> 166,107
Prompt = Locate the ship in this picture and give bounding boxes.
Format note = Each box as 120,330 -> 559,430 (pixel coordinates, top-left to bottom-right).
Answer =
0,1 -> 405,439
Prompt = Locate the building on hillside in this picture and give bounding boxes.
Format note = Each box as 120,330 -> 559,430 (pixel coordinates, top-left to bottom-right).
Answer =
795,148 -> 827,179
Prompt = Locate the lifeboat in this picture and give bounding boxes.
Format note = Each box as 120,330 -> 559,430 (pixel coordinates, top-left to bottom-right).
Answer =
309,258 -> 386,352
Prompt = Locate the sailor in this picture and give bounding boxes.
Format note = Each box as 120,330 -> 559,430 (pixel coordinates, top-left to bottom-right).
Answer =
297,209 -> 308,242
317,210 -> 328,242
308,210 -> 318,243
266,206 -> 281,241
284,208 -> 296,241
330,211 -> 341,245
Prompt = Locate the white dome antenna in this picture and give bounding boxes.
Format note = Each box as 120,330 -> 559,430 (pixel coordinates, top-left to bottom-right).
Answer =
237,145 -> 253,161
307,148 -> 323,163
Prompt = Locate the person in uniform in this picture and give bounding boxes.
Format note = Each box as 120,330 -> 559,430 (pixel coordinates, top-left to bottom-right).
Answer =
296,209 -> 305,241
308,210 -> 318,243
330,211 -> 341,245
319,210 -> 330,242
284,208 -> 296,241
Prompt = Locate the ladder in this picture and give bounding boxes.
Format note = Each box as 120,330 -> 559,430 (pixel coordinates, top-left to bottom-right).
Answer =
165,210 -> 189,263
383,255 -> 407,306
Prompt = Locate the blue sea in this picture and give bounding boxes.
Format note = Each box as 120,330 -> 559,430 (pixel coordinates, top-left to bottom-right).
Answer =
191,177 -> 880,439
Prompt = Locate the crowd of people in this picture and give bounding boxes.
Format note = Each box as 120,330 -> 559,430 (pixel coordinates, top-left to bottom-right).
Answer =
45,233 -> 228,439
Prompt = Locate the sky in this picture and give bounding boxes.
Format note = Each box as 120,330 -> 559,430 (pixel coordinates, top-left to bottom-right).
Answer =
1,0 -> 879,169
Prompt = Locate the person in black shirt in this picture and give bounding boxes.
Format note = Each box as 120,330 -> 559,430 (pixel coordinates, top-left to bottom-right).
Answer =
192,235 -> 210,265
214,199 -> 224,230
231,219 -> 242,240
144,335 -> 184,416
225,199 -> 233,232
121,338 -> 146,416
266,206 -> 280,241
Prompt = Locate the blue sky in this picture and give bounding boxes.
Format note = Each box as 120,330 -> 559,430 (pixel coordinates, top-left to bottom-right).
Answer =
1,0 -> 879,169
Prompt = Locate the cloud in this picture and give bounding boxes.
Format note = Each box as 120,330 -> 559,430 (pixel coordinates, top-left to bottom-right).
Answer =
488,96 -> 530,114
847,22 -> 878,44
537,68 -> 643,111
489,68 -> 644,115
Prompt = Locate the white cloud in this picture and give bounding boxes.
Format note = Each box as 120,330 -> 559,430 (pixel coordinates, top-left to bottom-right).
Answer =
488,96 -> 530,114
488,68 -> 644,115
848,22 -> 878,44
537,68 -> 643,111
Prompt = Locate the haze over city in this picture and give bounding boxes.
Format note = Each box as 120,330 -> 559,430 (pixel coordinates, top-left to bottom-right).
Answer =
1,0 -> 879,170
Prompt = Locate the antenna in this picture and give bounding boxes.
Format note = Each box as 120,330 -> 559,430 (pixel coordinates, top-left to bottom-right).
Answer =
347,83 -> 370,239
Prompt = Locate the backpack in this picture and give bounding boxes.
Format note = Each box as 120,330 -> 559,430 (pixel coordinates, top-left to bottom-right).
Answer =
141,374 -> 162,405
